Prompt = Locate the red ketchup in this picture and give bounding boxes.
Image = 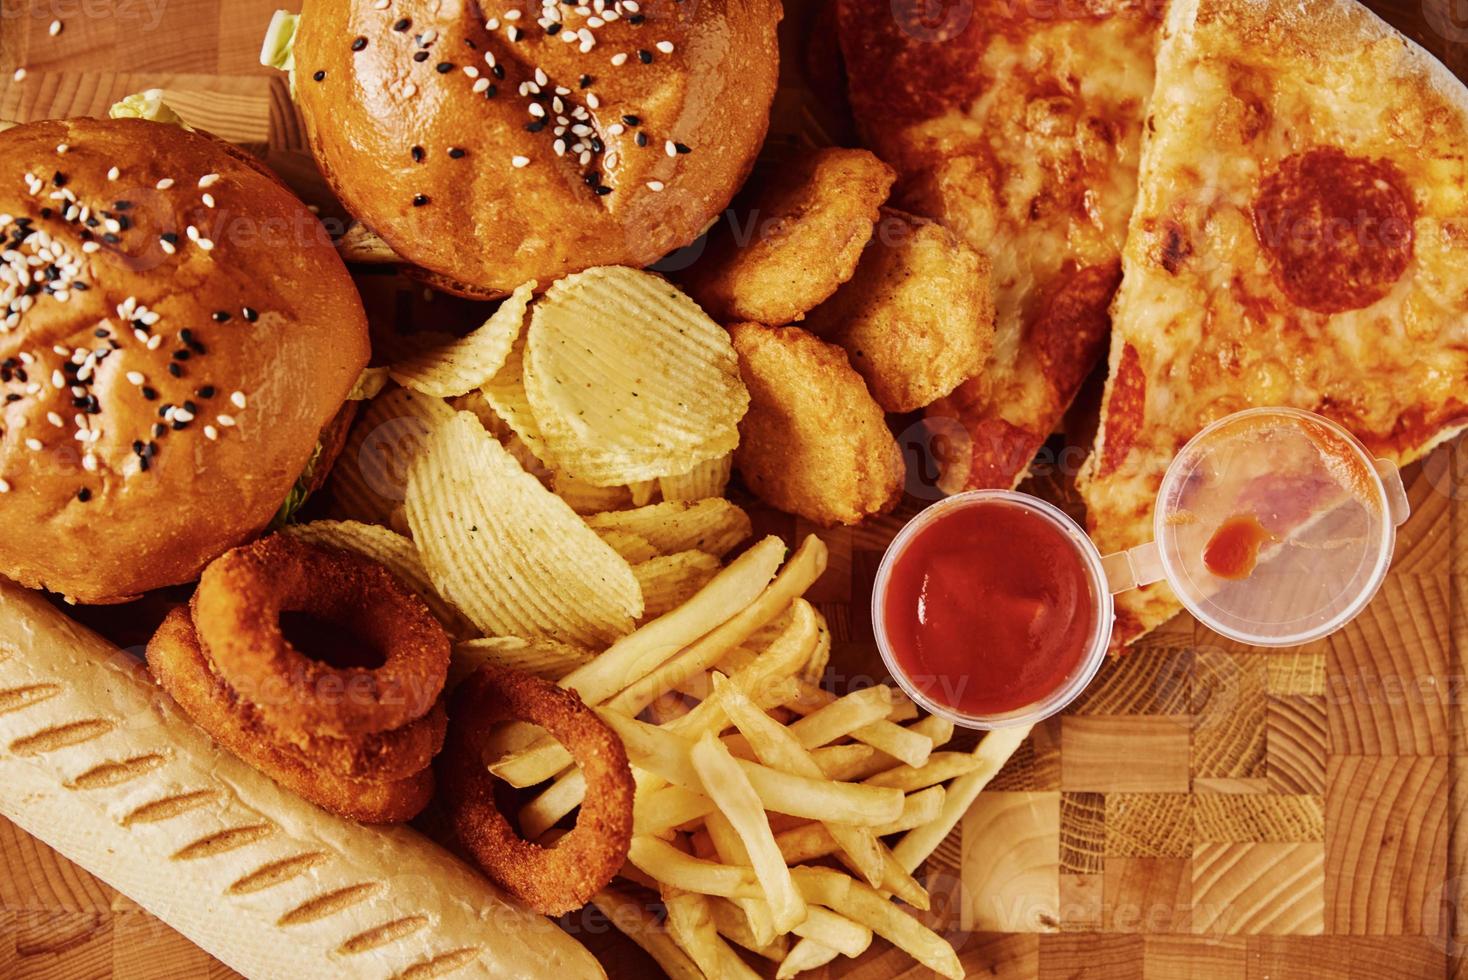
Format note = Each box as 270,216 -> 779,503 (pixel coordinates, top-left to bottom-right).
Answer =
880,500 -> 1099,718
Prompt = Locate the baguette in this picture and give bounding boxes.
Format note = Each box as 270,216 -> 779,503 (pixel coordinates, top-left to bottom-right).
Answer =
0,581 -> 605,979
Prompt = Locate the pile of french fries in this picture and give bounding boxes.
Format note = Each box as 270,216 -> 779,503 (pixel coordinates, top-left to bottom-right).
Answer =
476,534 -> 1029,979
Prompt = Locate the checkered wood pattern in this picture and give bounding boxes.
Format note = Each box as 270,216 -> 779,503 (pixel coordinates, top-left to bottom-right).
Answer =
1,1 -> 1466,977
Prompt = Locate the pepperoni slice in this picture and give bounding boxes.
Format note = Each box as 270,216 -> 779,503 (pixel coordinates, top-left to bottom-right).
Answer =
1099,343 -> 1144,477
1251,147 -> 1415,314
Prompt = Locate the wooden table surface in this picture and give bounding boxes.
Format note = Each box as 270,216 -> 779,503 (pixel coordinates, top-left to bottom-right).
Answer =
2,1 -> 1467,978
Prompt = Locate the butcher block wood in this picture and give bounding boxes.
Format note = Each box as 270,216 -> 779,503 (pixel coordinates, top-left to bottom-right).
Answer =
1,0 -> 1466,977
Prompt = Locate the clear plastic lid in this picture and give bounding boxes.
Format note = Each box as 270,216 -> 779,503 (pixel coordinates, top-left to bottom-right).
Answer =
1131,407 -> 1409,647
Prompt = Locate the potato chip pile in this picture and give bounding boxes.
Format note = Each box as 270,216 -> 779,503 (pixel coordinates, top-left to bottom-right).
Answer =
318,265 -> 749,649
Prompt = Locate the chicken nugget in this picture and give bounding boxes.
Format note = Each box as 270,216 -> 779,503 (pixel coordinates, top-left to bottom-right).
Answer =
806,209 -> 995,412
686,149 -> 895,325
728,322 -> 903,526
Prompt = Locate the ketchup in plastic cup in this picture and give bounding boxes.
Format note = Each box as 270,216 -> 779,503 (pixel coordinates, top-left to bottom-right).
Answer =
873,408 -> 1410,731
872,491 -> 1113,730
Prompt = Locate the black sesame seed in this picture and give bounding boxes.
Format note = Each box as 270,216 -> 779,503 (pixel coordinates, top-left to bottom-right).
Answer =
579,74 -> 593,88
411,145 -> 426,163
435,61 -> 453,73
393,17 -> 411,30
352,36 -> 368,51
637,49 -> 653,64
179,328 -> 194,344
53,171 -> 68,187
313,70 -> 326,82
168,363 -> 183,378
141,386 -> 158,401
674,142 -> 692,154
211,310 -> 230,322
448,147 -> 465,159
583,172 -> 601,187
117,216 -> 130,231
171,419 -> 189,430
73,282 -> 88,292
412,194 -> 430,207
172,350 -> 190,361
589,136 -> 604,153
39,208 -> 52,219
162,232 -> 179,244
133,440 -> 144,454
491,63 -> 505,79
138,455 -> 150,471
184,400 -> 198,414
413,50 -> 430,62
525,120 -> 547,133
629,13 -> 646,23
102,233 -> 120,244
152,423 -> 167,438
114,200 -> 133,210
198,385 -> 216,398
242,307 -> 259,322
635,132 -> 648,147
483,84 -> 498,98
622,114 -> 640,126
94,328 -> 110,338
77,488 -> 91,502
4,394 -> 18,403
546,22 -> 561,35
594,185 -> 612,196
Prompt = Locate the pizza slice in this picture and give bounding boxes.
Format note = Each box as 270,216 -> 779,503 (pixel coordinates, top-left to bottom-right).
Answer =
834,0 -> 1163,489
1079,0 -> 1468,644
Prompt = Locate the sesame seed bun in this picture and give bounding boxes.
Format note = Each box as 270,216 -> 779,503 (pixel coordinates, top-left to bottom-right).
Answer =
0,117 -> 370,604
291,0 -> 782,297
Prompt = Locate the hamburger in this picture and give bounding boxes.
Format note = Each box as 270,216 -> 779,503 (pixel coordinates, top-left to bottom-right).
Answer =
0,114 -> 370,603
262,0 -> 782,297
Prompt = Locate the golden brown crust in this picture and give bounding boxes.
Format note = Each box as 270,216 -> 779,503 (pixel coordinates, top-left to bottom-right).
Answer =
292,0 -> 782,296
807,207 -> 995,412
0,117 -> 370,603
438,664 -> 634,916
728,321 -> 903,526
682,148 -> 895,324
146,607 -> 435,824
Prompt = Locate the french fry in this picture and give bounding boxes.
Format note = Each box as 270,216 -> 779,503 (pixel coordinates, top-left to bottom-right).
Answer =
704,811 -> 779,949
772,786 -> 948,866
777,938 -> 842,980
708,897 -> 790,961
518,766 -> 589,840
591,887 -> 704,980
601,710 -> 904,825
489,536 -> 787,786
786,685 -> 896,748
864,751 -> 985,791
790,906 -> 873,959
790,867 -> 962,980
633,784 -> 715,837
635,551 -> 723,621
662,890 -> 724,980
712,674 -> 885,888
646,690 -> 694,725
830,714 -> 956,781
714,933 -> 765,980
893,725 -> 1032,873
627,836 -> 763,900
691,732 -> 807,933
786,681 -> 933,768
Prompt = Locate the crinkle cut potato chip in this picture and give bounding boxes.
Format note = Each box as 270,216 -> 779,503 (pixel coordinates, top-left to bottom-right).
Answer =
326,386 -> 456,526
586,499 -> 752,559
482,330 -> 555,466
659,454 -> 733,502
452,636 -> 596,685
281,519 -> 471,638
523,266 -> 749,487
406,411 -> 643,646
389,282 -> 534,397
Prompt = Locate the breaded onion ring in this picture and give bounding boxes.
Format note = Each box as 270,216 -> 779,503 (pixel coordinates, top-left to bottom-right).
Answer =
438,665 -> 634,915
285,702 -> 447,782
192,535 -> 450,740
146,607 -> 434,824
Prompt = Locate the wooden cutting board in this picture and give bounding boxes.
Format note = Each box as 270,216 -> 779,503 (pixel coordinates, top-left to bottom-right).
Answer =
1,1 -> 1466,977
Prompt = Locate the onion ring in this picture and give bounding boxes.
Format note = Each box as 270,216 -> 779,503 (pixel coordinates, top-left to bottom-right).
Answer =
191,535 -> 450,740
146,607 -> 433,824
438,664 -> 634,915
284,702 -> 447,782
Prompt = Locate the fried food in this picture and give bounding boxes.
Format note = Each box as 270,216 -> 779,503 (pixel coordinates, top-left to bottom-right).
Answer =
438,664 -> 634,915
192,535 -> 451,740
806,209 -> 996,412
728,322 -> 903,526
388,282 -> 534,397
146,607 -> 434,824
685,149 -> 896,325
585,499 -> 752,559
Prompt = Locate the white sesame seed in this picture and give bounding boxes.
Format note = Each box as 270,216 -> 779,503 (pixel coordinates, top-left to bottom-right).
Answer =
156,178 -> 175,190
553,139 -> 567,155
463,65 -> 480,78
605,152 -> 619,168
421,28 -> 438,42
486,18 -> 500,30
198,238 -> 215,251
508,26 -> 521,41
48,19 -> 62,36
535,67 -> 549,86
665,140 -> 678,157
607,123 -> 625,136
104,218 -> 121,234
528,103 -> 545,118
81,241 -> 100,254
55,143 -> 68,154
12,69 -> 25,83
504,8 -> 522,19
198,173 -> 220,188
611,52 -> 627,66
586,93 -> 601,109
473,78 -> 491,93
50,369 -> 64,389
656,40 -> 675,54
160,239 -> 176,255
204,425 -> 218,441
217,414 -> 236,427
0,479 -> 10,493
202,193 -> 215,208
146,334 -> 162,350
133,329 -> 149,344
82,454 -> 97,472
52,345 -> 69,356
46,412 -> 63,427
126,371 -> 144,385
24,438 -> 42,452
646,180 -> 665,192
484,51 -> 497,67
373,0 -> 389,7
173,408 -> 195,423
230,391 -> 247,409
186,225 -> 200,241
106,167 -> 119,181
402,81 -> 418,98
512,155 -> 530,168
